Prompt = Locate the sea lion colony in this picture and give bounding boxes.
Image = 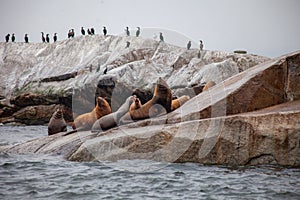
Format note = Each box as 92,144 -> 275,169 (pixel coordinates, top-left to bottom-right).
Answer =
50,79 -> 216,135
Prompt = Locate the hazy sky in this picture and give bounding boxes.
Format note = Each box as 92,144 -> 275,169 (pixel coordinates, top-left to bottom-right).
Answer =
0,0 -> 299,58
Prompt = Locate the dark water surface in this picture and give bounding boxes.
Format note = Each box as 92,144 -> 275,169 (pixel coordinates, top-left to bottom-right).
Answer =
0,126 -> 299,199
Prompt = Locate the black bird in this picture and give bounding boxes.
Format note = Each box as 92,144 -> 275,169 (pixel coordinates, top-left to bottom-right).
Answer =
5,34 -> 10,42
103,26 -> 107,36
125,27 -> 130,36
199,40 -> 203,50
81,27 -> 85,35
159,32 -> 164,42
71,29 -> 75,37
136,27 -> 140,37
126,41 -> 130,48
41,32 -> 46,42
87,28 -> 91,35
53,33 -> 57,42
24,34 -> 29,43
11,33 -> 15,42
46,34 -> 50,43
103,67 -> 108,74
187,41 -> 191,50
68,29 -> 75,38
91,28 -> 95,35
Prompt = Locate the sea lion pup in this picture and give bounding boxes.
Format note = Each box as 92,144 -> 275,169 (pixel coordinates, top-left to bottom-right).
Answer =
202,81 -> 216,92
171,95 -> 190,111
48,108 -> 67,135
72,97 -> 112,131
119,77 -> 172,125
91,95 -> 135,133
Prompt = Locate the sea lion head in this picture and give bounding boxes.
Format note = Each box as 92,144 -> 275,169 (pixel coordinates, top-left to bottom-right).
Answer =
96,97 -> 107,107
95,96 -> 112,118
130,95 -> 142,111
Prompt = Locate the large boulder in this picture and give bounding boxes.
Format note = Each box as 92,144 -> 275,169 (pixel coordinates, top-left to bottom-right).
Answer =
68,100 -> 300,166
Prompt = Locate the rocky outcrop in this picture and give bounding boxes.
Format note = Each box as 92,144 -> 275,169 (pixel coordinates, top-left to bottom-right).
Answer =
68,100 -> 300,166
2,50 -> 300,167
0,35 -> 269,125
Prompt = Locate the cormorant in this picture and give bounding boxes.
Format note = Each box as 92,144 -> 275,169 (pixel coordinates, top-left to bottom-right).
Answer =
87,28 -> 91,35
200,40 -> 203,50
24,34 -> 29,43
187,41 -> 191,50
5,34 -> 10,42
103,67 -> 108,74
159,32 -> 164,42
126,41 -> 130,48
71,29 -> 75,37
125,27 -> 130,36
103,26 -> 107,36
53,33 -> 57,42
11,33 -> 15,42
46,34 -> 50,43
68,29 -> 75,38
41,32 -> 46,42
81,27 -> 85,35
136,27 -> 140,37
91,28 -> 95,35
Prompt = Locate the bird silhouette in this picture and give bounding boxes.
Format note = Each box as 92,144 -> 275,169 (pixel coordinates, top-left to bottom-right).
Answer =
136,27 -> 140,37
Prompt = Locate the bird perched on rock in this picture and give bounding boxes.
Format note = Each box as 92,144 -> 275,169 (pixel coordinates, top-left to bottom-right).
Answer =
200,40 -> 203,50
126,41 -> 130,48
5,34 -> 10,42
91,28 -> 95,35
159,32 -> 164,42
53,33 -> 57,42
187,41 -> 191,50
125,27 -> 130,36
68,29 -> 75,38
103,26 -> 107,36
87,28 -> 91,35
24,34 -> 29,43
81,27 -> 85,35
136,27 -> 140,37
46,34 -> 50,43
11,33 -> 15,42
71,29 -> 75,38
41,32 -> 46,42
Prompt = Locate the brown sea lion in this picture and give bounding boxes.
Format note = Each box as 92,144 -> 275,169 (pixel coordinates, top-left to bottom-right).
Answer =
130,95 -> 142,111
48,108 -> 67,135
119,77 -> 172,125
91,95 -> 135,132
171,95 -> 190,111
202,81 -> 216,92
72,97 -> 112,131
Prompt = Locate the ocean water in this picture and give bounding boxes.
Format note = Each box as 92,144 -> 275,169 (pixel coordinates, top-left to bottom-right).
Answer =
0,126 -> 299,199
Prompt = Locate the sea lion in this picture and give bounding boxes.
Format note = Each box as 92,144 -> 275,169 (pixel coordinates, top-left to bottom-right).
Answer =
119,77 -> 172,125
171,95 -> 190,111
91,95 -> 135,132
48,108 -> 67,135
202,81 -> 216,92
130,95 -> 142,111
72,97 -> 112,131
